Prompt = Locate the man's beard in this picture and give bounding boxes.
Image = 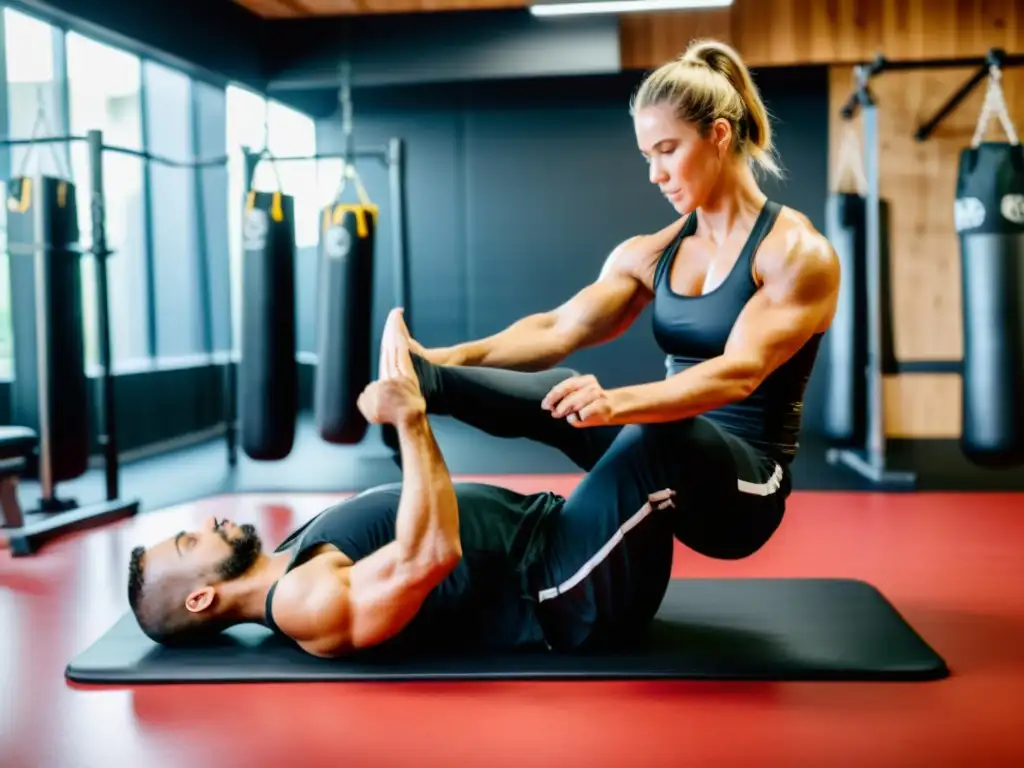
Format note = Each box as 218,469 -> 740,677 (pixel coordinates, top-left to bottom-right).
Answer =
215,523 -> 262,581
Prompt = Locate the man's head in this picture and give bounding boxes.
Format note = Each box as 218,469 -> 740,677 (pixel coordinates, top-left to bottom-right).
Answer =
127,516 -> 263,645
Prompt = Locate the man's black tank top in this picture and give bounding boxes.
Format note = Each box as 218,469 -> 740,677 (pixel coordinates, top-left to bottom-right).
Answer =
263,482 -> 562,653
651,200 -> 822,463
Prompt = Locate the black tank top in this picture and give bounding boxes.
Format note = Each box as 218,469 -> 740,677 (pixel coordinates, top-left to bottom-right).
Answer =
651,201 -> 822,463
264,482 -> 562,653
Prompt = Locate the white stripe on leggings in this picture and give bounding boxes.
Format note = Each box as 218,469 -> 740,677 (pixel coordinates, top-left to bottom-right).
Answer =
536,463 -> 784,603
537,489 -> 676,603
737,462 -> 784,496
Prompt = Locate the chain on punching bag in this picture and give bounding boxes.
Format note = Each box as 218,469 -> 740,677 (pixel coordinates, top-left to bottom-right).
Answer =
956,65 -> 1024,467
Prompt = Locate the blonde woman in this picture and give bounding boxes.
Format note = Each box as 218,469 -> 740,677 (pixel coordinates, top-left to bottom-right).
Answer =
387,40 -> 839,648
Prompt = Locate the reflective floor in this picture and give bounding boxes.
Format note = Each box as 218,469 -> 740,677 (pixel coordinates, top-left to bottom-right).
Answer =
2,475 -> 1023,767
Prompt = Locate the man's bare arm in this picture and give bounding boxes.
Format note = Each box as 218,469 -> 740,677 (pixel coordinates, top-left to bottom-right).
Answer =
279,409 -> 463,658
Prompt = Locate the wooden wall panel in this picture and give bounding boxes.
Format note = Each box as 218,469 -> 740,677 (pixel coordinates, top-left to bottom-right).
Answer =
828,62 -> 1024,437
620,0 -> 1023,70
233,0 -> 302,18
883,375 -> 962,438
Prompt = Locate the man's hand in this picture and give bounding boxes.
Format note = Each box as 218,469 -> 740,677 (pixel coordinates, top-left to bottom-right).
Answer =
541,373 -> 616,428
358,376 -> 426,427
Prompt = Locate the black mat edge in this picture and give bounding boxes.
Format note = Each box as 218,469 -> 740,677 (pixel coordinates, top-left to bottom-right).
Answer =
64,578 -> 951,685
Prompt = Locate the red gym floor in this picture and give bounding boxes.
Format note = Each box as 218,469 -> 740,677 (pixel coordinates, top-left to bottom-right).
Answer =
2,475 -> 1023,767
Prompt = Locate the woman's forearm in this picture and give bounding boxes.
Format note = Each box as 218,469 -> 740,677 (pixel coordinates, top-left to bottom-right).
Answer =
434,312 -> 574,371
607,356 -> 761,425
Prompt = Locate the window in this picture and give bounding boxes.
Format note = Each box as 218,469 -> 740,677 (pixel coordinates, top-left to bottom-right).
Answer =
193,81 -> 231,355
144,59 -> 203,360
225,85 -> 267,353
66,33 -> 149,370
1,9 -> 65,377
265,99 -> 319,249
225,86 -> 319,351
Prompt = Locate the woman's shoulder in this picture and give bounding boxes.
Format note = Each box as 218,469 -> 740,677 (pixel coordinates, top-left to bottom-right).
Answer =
757,204 -> 839,290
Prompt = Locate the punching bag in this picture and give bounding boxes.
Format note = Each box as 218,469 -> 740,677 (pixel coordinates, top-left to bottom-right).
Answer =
6,175 -> 89,483
239,190 -> 298,461
822,193 -> 897,446
956,141 -> 1024,467
314,202 -> 378,444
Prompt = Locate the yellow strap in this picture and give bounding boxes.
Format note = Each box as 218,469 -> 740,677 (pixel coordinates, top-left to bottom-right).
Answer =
329,203 -> 380,238
6,178 -> 32,214
245,190 -> 285,222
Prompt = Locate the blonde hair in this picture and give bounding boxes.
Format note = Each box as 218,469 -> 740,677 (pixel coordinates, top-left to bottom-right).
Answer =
630,39 -> 781,178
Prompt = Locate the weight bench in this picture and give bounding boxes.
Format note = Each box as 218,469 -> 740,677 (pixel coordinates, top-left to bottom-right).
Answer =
0,426 -> 38,539
0,425 -> 140,556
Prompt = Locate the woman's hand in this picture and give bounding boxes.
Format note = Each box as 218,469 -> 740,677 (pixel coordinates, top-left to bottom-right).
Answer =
541,374 -> 616,428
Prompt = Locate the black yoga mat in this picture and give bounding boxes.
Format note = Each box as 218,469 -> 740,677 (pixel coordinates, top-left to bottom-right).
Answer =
65,578 -> 948,684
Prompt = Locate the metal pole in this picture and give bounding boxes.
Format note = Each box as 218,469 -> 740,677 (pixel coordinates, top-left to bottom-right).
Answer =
225,147 -> 255,467
264,149 -> 389,164
861,96 -> 885,473
190,81 -> 215,358
388,138 -> 409,319
88,129 -> 119,501
915,65 -> 990,142
32,172 -> 54,502
825,67 -> 916,488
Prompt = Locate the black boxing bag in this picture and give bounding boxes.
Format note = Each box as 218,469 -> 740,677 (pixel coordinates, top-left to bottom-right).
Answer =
822,193 -> 868,446
956,142 -> 1024,467
821,193 -> 897,446
239,190 -> 298,461
314,202 -> 378,444
6,176 -> 90,483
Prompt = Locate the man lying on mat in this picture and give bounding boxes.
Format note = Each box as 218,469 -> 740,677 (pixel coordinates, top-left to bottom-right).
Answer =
125,310 -> 680,657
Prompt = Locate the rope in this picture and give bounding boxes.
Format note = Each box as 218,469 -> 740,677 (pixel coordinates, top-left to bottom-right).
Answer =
971,65 -> 1020,147
249,100 -> 283,193
16,86 -> 71,180
333,60 -> 373,205
835,120 -> 869,196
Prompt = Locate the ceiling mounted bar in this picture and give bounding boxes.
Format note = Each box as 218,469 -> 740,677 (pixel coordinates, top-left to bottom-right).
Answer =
915,48 -> 1024,142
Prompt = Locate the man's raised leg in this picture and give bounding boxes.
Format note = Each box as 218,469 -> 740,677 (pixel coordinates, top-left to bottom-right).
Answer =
380,310 -> 618,471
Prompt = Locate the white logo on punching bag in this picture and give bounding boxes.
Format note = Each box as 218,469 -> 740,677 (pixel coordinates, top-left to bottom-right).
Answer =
954,197 -> 986,233
243,209 -> 269,252
325,225 -> 352,260
1001,194 -> 1024,225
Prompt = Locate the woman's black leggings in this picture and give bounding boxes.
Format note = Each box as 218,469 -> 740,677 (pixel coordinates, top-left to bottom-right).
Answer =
396,356 -> 791,649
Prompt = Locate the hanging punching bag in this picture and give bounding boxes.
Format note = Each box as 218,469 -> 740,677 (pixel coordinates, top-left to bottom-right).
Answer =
822,193 -> 897,446
239,190 -> 298,461
956,141 -> 1024,467
823,193 -> 868,446
6,175 -> 90,483
314,201 -> 378,444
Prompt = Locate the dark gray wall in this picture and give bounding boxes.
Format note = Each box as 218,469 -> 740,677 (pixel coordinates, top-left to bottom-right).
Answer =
314,66 -> 833,434
265,10 -> 620,92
